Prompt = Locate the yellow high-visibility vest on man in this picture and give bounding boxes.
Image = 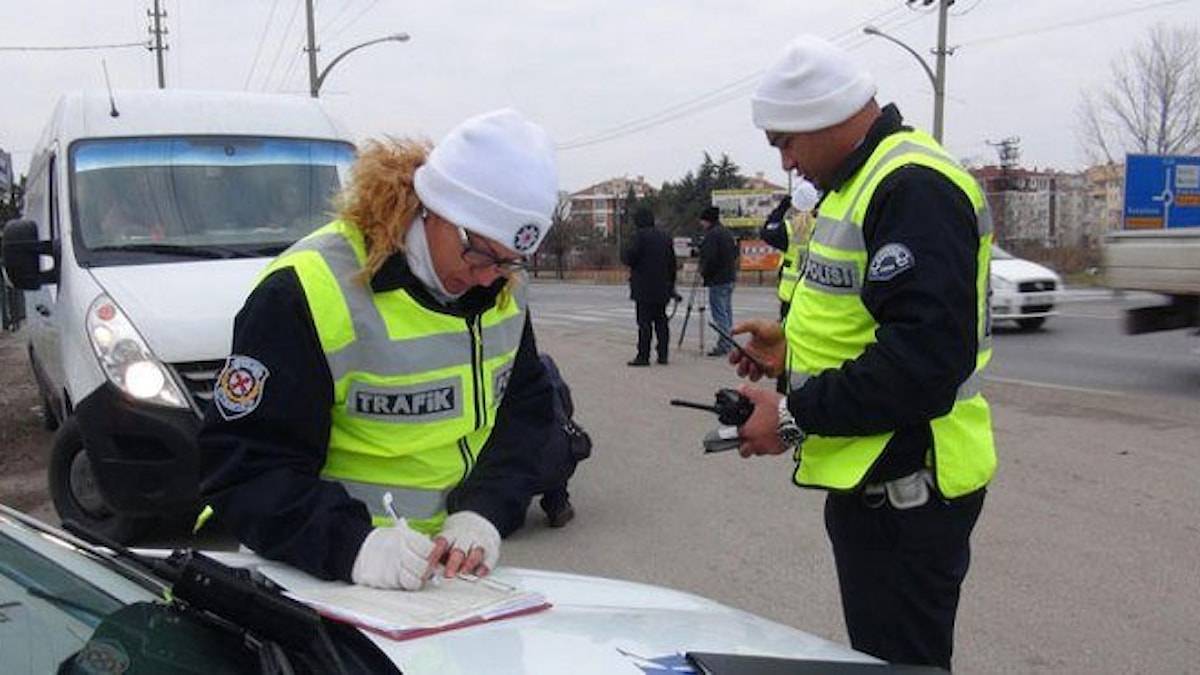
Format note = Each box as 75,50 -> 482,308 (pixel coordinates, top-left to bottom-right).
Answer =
776,219 -> 801,306
199,109 -> 565,591
728,35 -> 995,670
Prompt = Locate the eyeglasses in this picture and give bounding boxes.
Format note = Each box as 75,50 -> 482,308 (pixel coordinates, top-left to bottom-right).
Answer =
459,228 -> 528,273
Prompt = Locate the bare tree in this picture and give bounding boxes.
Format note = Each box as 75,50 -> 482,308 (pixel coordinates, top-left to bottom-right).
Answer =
1077,24 -> 1200,163
537,193 -> 582,280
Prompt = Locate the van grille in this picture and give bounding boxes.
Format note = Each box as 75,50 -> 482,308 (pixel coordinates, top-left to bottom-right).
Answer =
170,360 -> 224,414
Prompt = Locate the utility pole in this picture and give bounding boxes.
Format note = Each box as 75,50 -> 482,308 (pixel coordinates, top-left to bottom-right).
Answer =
147,0 -> 169,88
932,0 -> 950,144
866,0 -> 954,142
305,0 -> 320,98
987,137 -> 1021,245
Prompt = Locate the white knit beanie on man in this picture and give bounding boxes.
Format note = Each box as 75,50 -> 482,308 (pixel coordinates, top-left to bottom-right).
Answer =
751,35 -> 877,132
414,108 -> 558,255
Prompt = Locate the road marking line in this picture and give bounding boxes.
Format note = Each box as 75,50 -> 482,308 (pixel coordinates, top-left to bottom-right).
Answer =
1057,312 -> 1121,319
983,375 -> 1129,397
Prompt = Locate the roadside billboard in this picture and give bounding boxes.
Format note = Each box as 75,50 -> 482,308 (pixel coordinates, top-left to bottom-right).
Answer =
739,239 -> 782,271
1123,154 -> 1200,230
711,189 -> 786,230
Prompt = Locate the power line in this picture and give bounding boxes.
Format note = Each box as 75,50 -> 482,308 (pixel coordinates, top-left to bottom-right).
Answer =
260,0 -> 303,91
244,0 -> 283,89
559,4 -> 912,151
318,0 -> 361,36
959,0 -> 1193,48
950,0 -> 985,16
324,0 -> 381,46
277,41 -> 306,92
0,41 -> 147,52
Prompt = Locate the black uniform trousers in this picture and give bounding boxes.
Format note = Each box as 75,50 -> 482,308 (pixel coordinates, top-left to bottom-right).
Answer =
634,300 -> 669,361
824,487 -> 985,670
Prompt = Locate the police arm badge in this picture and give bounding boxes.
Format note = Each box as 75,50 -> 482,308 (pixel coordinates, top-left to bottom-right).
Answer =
214,355 -> 270,421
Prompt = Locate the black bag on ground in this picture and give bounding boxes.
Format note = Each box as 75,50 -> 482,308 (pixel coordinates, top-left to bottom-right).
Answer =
537,353 -> 592,492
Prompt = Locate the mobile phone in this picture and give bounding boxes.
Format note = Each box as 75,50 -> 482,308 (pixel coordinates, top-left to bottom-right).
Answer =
707,321 -> 768,372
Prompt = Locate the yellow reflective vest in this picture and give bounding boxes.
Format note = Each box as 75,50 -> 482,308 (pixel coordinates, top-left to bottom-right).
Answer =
776,219 -> 802,304
785,130 -> 996,499
260,220 -> 526,533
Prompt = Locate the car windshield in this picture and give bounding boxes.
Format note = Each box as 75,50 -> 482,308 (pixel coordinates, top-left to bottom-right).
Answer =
991,245 -> 1014,260
70,136 -> 354,263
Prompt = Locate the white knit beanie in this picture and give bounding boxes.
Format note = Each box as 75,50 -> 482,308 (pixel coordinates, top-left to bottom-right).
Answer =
751,35 -> 877,132
414,108 -> 558,255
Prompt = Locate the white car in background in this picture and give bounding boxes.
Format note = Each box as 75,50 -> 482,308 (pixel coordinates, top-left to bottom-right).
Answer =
990,245 -> 1062,331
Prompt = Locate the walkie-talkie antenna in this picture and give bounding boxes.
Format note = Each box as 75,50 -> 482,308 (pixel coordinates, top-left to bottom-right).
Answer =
101,58 -> 120,117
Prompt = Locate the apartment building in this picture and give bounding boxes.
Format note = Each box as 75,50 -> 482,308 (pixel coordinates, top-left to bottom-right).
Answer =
568,175 -> 656,237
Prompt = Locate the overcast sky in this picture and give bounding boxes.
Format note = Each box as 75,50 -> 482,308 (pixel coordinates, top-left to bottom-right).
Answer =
1,0 -> 1196,191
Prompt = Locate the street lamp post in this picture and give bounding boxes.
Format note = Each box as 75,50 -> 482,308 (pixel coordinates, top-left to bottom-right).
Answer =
863,3 -> 951,142
310,33 -> 410,97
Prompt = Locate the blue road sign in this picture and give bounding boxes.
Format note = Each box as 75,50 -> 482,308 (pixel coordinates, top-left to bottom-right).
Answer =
1123,154 -> 1200,229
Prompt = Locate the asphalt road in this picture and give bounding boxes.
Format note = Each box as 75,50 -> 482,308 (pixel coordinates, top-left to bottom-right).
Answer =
505,281 -> 1199,673
527,282 -> 1200,399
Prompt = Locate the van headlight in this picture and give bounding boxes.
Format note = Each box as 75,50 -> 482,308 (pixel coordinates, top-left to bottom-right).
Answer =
85,294 -> 188,408
991,276 -> 1015,291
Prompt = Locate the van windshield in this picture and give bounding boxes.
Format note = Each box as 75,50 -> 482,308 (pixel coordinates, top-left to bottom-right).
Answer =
70,137 -> 355,263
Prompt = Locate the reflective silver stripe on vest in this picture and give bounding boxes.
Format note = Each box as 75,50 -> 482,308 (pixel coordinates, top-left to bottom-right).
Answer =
789,371 -> 811,391
977,206 -> 994,237
288,232 -> 389,347
956,370 -> 984,401
339,480 -> 450,521
811,216 -> 866,252
328,333 -> 473,381
791,363 -> 984,399
482,304 -> 527,362
802,251 -> 860,295
845,140 -> 946,215
979,332 -> 993,353
288,231 -> 526,380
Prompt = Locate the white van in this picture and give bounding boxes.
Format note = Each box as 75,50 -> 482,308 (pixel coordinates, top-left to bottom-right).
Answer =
1,89 -> 355,542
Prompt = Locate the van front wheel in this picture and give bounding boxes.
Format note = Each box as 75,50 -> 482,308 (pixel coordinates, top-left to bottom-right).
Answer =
48,417 -> 151,544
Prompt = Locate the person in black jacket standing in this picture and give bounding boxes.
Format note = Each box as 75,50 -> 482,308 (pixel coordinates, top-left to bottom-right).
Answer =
726,36 -> 995,669
698,205 -> 739,356
622,208 -> 677,366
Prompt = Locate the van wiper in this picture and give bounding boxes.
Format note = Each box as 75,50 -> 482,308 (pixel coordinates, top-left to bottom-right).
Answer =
57,519 -> 400,675
89,243 -> 257,259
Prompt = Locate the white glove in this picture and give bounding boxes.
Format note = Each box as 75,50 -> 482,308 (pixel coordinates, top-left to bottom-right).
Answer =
350,519 -> 435,591
439,511 -> 501,573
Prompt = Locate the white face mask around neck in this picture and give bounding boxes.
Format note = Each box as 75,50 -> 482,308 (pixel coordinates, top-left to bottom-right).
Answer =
404,214 -> 465,303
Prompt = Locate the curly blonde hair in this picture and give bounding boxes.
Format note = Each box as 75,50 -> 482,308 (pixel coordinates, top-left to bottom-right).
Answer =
334,137 -> 431,282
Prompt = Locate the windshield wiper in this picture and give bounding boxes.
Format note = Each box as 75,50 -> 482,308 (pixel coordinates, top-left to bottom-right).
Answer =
27,586 -> 110,622
58,520 -> 398,675
89,243 -> 258,259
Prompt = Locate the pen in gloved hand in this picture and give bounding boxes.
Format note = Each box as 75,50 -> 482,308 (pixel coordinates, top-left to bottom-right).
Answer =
381,492 -> 442,588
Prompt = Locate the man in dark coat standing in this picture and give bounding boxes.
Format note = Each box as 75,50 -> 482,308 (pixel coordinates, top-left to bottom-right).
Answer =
621,208 -> 677,366
698,205 -> 739,356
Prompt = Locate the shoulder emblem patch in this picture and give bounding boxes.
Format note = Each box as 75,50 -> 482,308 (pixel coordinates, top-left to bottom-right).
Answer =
868,242 -> 916,282
214,355 -> 270,421
513,223 -> 541,253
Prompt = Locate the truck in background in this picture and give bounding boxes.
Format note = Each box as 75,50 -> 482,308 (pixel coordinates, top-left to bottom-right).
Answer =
1,89 -> 355,542
1101,154 -> 1200,339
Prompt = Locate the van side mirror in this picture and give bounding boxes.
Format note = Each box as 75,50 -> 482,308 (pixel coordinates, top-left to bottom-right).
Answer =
2,219 -> 58,290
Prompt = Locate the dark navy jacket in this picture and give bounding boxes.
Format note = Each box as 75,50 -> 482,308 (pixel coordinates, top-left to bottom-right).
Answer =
199,255 -> 554,581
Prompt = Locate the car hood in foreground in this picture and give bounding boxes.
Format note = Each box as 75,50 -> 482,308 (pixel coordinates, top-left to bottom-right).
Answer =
375,567 -> 870,674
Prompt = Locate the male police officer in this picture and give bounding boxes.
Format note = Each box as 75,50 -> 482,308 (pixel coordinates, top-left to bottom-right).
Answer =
727,35 -> 995,669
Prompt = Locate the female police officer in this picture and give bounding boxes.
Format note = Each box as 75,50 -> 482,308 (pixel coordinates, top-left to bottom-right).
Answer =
199,109 -> 559,590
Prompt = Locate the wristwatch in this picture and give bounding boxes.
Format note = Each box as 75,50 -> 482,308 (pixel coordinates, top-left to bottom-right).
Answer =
777,396 -> 806,450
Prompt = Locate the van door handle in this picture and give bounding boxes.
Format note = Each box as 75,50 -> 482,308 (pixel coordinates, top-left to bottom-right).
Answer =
35,304 -> 51,317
